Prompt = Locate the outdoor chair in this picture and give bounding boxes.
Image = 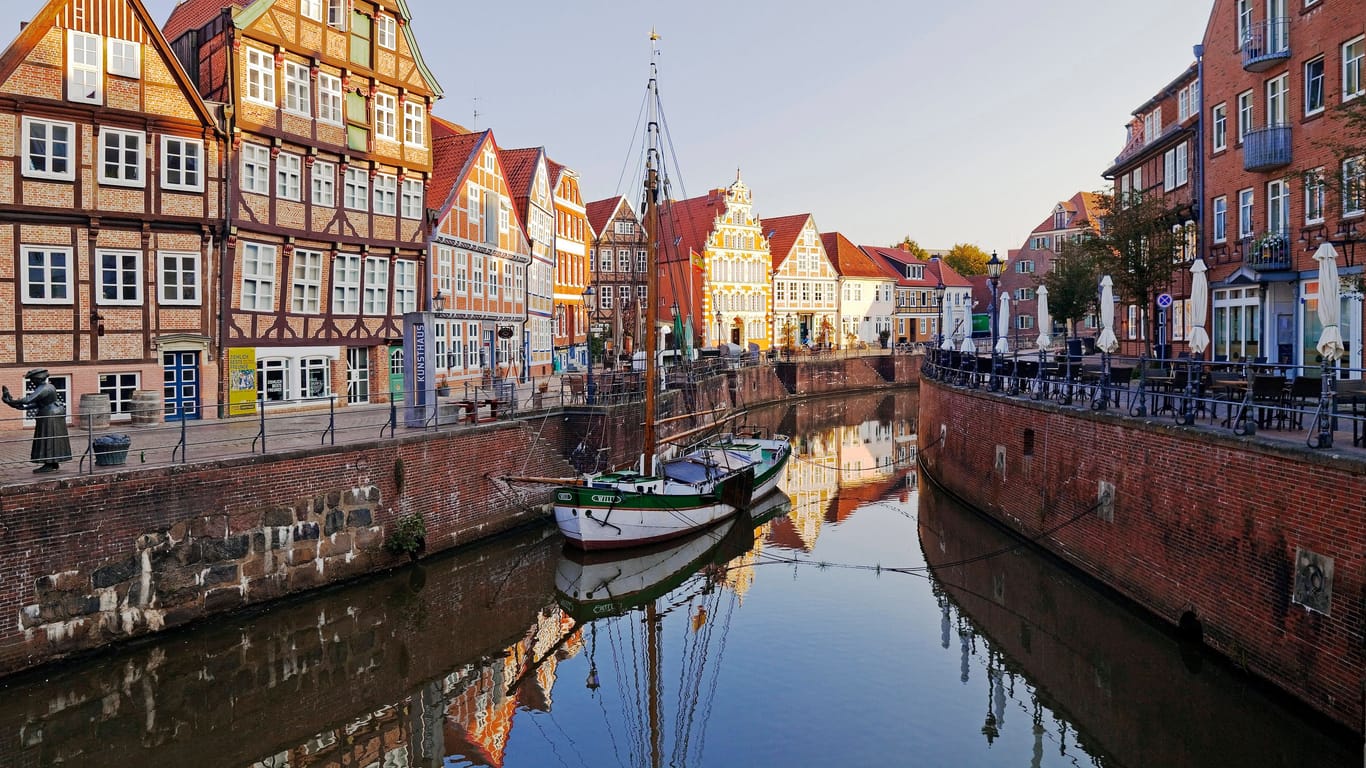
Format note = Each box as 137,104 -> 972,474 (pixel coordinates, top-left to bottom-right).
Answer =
1250,375 -> 1289,430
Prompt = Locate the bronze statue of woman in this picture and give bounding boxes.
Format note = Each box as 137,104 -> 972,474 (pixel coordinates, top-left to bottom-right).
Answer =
2,369 -> 72,473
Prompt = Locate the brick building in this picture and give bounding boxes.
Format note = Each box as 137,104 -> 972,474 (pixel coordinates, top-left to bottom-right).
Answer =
1102,65 -> 1200,356
0,0 -> 224,422
996,193 -> 1104,347
586,196 -> 648,363
164,0 -> 441,410
1200,0 -> 1366,371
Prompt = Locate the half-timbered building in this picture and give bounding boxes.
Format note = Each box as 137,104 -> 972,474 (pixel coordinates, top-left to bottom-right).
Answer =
763,213 -> 838,348
500,146 -> 554,379
0,0 -> 223,423
427,128 -> 530,389
164,0 -> 441,409
586,196 -> 647,364
548,158 -> 588,371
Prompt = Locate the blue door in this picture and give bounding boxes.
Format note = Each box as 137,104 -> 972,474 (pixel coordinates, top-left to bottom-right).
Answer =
163,351 -> 201,420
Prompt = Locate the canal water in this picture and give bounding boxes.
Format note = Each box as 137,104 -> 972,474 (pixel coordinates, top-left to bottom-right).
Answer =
0,390 -> 1356,767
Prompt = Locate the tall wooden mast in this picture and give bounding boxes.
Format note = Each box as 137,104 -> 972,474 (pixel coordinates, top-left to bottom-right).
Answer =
642,31 -> 662,475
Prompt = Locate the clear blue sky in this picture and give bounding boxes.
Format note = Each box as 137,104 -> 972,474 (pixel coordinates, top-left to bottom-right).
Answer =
14,0 -> 1213,255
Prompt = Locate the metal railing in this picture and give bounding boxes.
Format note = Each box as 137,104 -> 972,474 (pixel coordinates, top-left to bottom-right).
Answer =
922,345 -> 1365,452
1240,17 -> 1291,71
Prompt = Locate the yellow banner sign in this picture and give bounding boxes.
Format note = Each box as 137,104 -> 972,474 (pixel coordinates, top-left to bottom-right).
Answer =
227,347 -> 257,417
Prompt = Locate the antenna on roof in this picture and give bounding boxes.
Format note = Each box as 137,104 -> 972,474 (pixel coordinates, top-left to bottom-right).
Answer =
472,97 -> 480,130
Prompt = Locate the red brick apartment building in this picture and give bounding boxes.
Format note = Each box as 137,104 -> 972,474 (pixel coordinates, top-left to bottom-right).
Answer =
1201,0 -> 1365,369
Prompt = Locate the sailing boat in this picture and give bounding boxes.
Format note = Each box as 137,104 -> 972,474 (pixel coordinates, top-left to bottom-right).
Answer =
549,36 -> 791,551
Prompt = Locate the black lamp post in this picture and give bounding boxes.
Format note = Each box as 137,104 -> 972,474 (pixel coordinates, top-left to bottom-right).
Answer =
714,309 -> 722,348
986,251 -> 1003,391
933,278 -> 946,376
582,285 -> 596,405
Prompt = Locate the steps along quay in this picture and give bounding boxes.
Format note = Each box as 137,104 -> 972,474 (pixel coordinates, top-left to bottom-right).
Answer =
918,352 -> 1366,733
0,351 -> 920,679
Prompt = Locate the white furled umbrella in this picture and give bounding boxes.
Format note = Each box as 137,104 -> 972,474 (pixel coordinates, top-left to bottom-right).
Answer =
959,300 -> 976,354
1035,285 -> 1052,350
995,294 -> 1010,354
940,291 -> 956,351
1096,275 -> 1119,353
1188,259 -> 1210,356
1315,243 -> 1345,361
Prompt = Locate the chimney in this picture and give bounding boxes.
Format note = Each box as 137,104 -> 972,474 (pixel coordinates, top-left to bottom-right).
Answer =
20,21 -> 28,31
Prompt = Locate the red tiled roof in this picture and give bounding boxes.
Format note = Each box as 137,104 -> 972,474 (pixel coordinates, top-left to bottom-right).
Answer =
586,196 -> 627,236
545,158 -> 565,189
657,189 -> 727,264
162,0 -> 253,43
822,232 -> 887,279
498,147 -> 540,200
428,130 -> 488,211
431,115 -> 470,140
926,258 -> 971,288
759,213 -> 810,271
1029,191 -> 1104,235
862,245 -> 972,288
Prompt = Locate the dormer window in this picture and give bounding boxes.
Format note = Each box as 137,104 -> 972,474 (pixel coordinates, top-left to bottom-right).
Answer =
1053,206 -> 1067,230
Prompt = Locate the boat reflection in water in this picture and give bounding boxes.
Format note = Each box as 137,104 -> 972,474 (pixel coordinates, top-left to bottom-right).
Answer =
918,481 -> 1357,767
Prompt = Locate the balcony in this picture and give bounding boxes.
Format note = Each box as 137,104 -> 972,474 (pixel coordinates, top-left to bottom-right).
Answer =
1243,232 -> 1292,272
1241,17 -> 1290,72
1244,125 -> 1292,171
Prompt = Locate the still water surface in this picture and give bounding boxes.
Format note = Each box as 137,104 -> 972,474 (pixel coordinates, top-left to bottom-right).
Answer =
0,390 -> 1354,767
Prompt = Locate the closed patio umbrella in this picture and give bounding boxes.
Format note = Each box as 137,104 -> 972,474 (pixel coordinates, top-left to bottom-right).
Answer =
1315,243 -> 1344,361
959,300 -> 976,354
995,294 -> 1010,355
1188,260 -> 1210,356
940,290 -> 955,351
1096,275 -> 1119,354
1035,285 -> 1051,350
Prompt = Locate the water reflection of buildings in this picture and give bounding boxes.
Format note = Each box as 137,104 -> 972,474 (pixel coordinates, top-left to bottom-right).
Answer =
917,483 -> 1356,768
768,392 -> 918,552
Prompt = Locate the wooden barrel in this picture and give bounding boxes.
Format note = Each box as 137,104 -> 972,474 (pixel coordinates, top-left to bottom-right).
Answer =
77,393 -> 111,429
131,390 -> 161,426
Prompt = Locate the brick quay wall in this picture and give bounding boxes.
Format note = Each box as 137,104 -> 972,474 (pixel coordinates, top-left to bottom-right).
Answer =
918,376 -> 1366,731
0,354 -> 921,678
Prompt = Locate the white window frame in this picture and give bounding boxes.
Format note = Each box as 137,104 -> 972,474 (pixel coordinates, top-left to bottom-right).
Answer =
245,47 -> 276,106
21,246 -> 74,305
159,250 -> 201,305
317,72 -> 342,125
300,0 -> 322,21
1213,196 -> 1228,243
1267,179 -> 1289,235
394,259 -> 418,314
327,0 -> 347,29
1238,189 -> 1255,239
363,257 -> 389,315
403,101 -> 425,147
98,127 -> 145,187
96,248 -> 142,305
1305,169 -> 1325,224
67,30 -> 102,104
106,38 -> 139,79
291,248 -> 324,314
21,117 -> 75,181
344,167 -> 368,211
373,173 -> 397,215
1305,56 -> 1326,116
283,60 -> 311,116
1267,73 -> 1288,126
333,254 -> 361,313
312,160 -> 336,206
1212,103 -> 1227,152
376,14 -> 396,50
161,136 -> 203,192
1237,90 -> 1254,142
1163,142 -> 1188,191
401,178 -> 423,219
241,242 -> 277,311
276,151 -> 302,201
241,144 -> 271,195
1345,36 -> 1365,101
1345,156 -> 1365,217
374,92 -> 397,140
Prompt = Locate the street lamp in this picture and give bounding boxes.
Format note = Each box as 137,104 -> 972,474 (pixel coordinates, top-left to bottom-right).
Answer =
986,250 -> 1003,391
933,278 -> 946,375
582,285 -> 596,405
714,308 -> 722,348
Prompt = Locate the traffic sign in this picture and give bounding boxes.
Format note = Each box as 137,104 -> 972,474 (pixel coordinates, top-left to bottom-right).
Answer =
1156,293 -> 1173,308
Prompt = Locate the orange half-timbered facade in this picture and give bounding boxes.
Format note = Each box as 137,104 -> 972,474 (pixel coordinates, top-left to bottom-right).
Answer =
548,159 -> 588,370
164,0 -> 441,408
0,0 -> 223,423
427,129 -> 531,388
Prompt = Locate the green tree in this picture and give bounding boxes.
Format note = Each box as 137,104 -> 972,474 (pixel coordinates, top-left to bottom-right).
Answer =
1080,191 -> 1184,355
1039,245 -> 1099,346
891,236 -> 929,261
944,243 -> 991,276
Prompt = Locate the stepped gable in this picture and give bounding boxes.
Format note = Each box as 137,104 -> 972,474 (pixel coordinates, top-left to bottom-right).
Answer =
760,213 -> 811,270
